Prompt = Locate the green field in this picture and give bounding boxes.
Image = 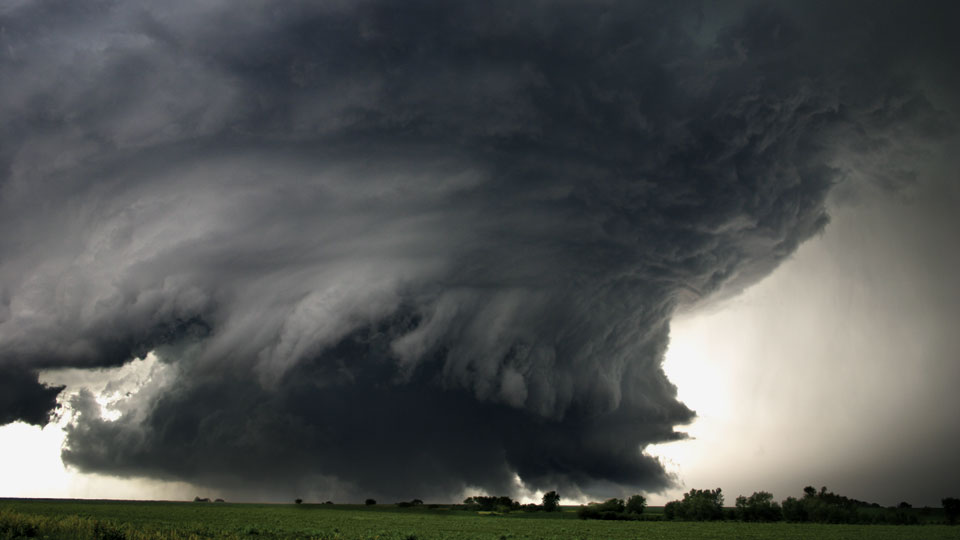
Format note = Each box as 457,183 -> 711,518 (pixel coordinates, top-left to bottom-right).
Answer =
1,499 -> 957,540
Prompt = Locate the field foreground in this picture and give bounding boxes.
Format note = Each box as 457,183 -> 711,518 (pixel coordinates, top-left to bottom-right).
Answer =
1,499 -> 957,540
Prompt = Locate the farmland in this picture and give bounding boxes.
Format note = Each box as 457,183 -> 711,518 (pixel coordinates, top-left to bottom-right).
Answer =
1,499 -> 958,540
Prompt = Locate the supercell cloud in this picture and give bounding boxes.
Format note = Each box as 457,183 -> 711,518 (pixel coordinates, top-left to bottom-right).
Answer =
0,1 -> 955,500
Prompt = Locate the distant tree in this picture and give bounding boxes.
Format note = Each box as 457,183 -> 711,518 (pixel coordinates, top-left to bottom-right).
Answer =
295,499 -> 303,505
214,498 -> 225,503
542,491 -> 561,512
463,495 -> 518,512
781,497 -> 805,522
882,507 -> 919,525
944,497 -> 960,525
735,492 -> 781,522
193,496 -> 210,503
663,501 -> 678,520
365,499 -> 376,506
411,499 -> 423,506
625,494 -> 646,515
782,486 -> 866,523
897,501 -> 911,509
577,498 -> 634,521
667,488 -> 723,521
324,501 -> 334,505
596,498 -> 625,513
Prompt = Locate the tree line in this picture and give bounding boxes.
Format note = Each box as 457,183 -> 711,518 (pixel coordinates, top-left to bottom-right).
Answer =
576,495 -> 647,520
292,488 -> 959,526
653,486 -> 960,525
462,491 -> 563,513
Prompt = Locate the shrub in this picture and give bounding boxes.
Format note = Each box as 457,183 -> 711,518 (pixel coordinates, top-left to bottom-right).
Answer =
577,505 -> 636,521
93,521 -> 127,540
365,499 -> 376,506
0,511 -> 40,538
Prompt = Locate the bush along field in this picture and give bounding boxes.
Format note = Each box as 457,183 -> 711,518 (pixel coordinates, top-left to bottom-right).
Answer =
1,490 -> 958,540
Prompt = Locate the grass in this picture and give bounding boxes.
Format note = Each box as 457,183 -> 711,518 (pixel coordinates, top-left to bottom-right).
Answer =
1,499 -> 957,540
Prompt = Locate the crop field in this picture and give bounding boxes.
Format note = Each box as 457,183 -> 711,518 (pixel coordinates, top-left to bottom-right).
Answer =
1,499 -> 957,540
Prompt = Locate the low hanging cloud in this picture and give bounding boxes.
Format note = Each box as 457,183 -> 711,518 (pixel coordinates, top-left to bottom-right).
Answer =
0,1 -> 955,501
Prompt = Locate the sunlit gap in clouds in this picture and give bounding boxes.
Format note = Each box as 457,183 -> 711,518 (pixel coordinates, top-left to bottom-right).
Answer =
40,352 -> 170,423
643,244 -> 829,506
644,312 -> 726,506
0,352 -> 201,501
645,160 -> 960,507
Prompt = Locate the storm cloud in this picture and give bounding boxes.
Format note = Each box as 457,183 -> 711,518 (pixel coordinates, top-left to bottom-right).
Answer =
0,0 -> 955,501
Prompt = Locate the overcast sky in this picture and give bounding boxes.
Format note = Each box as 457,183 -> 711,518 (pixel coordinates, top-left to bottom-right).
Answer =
1,0 -> 958,506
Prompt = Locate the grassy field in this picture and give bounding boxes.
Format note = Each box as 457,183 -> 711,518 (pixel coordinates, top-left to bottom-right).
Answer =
1,499 -> 957,540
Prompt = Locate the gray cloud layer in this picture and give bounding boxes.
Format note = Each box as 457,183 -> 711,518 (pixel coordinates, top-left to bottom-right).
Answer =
0,1 -> 955,500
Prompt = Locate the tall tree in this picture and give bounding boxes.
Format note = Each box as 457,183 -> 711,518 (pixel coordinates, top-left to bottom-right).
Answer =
542,491 -> 560,512
625,494 -> 646,515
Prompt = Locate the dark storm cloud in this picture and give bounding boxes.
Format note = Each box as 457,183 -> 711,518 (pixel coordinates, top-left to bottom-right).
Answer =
0,365 -> 62,426
0,0 -> 955,500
